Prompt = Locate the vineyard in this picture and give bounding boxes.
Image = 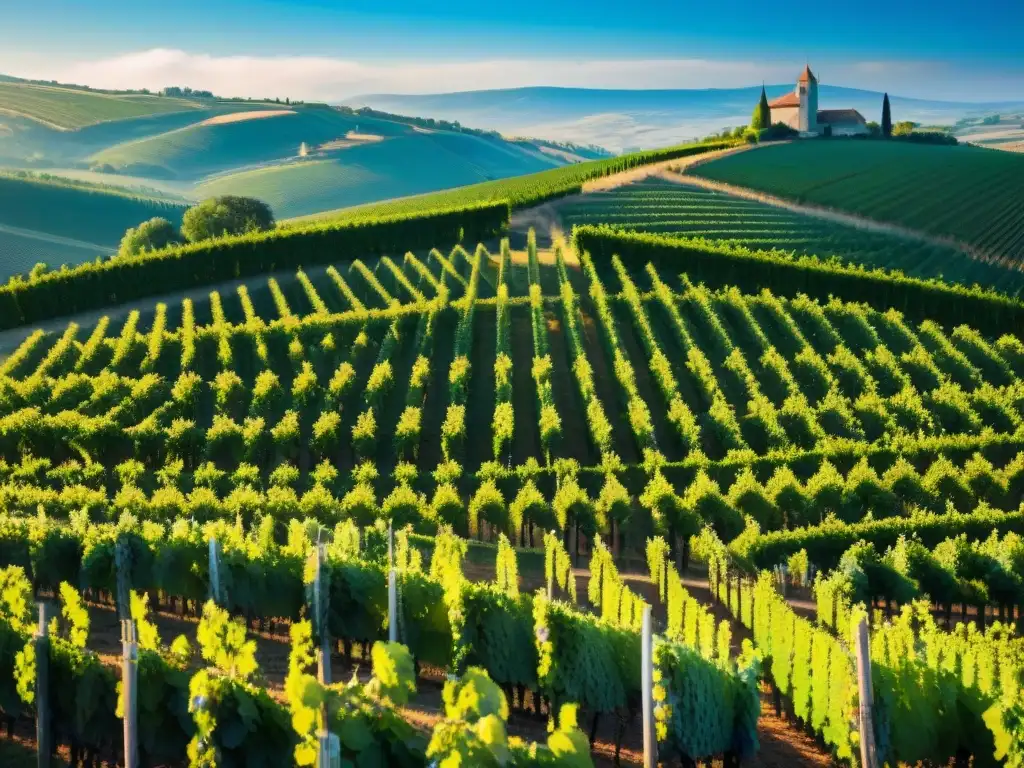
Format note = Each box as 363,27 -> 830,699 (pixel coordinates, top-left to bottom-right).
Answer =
559,179 -> 1024,297
1,165 -> 1024,765
690,140 -> 1024,264
286,140 -> 736,226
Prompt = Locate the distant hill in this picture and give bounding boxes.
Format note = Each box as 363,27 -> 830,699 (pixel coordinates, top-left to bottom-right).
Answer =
0,79 -> 205,130
344,85 -> 1024,151
0,77 -> 588,265
0,171 -> 187,279
195,130 -> 567,218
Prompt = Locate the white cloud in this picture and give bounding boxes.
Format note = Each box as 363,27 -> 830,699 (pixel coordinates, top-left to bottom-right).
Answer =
6,48 -> 1017,103
36,48 -> 798,99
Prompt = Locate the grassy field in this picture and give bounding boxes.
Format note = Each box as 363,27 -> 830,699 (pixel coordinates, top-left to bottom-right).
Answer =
196,132 -> 565,219
0,81 -> 203,129
90,106 -> 561,182
0,173 -> 187,254
559,178 -> 1024,296
690,140 -> 1024,263
0,227 -> 107,278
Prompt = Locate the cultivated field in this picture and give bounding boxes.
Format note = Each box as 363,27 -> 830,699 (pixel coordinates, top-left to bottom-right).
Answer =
89,106 -> 562,182
0,81 -> 203,129
3,124 -> 1024,767
1,220 -> 1023,764
0,173 -> 186,260
691,140 -> 1024,263
195,132 -> 567,218
287,141 -> 736,226
559,178 -> 1024,296
5,233 -> 1024,500
0,226 -> 107,278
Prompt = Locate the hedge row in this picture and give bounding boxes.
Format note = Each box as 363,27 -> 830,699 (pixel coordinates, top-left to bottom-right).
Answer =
572,225 -> 1024,335
0,202 -> 510,330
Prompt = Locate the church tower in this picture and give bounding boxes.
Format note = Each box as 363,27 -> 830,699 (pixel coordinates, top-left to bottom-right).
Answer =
797,64 -> 819,133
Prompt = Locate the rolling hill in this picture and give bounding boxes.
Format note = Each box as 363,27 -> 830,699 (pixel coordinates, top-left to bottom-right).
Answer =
89,105 -> 567,183
0,78 -> 589,253
690,140 -> 1024,263
0,79 -> 204,129
345,85 -> 1024,151
0,172 -> 187,279
196,131 -> 565,218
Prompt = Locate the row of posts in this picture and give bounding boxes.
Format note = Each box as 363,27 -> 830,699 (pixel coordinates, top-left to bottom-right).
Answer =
31,535 -> 874,768
32,526 -> 401,768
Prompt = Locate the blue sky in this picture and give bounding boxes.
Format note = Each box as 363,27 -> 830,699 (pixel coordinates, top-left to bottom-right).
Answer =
2,0 -> 1022,100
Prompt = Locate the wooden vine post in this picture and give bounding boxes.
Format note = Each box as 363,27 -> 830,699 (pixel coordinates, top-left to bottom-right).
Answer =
310,541 -> 340,768
116,538 -> 138,768
388,523 -> 398,643
208,537 -> 223,606
35,602 -> 50,768
854,616 -> 878,768
641,603 -> 657,768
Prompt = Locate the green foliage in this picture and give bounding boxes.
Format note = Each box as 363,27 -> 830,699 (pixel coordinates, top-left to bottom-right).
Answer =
119,217 -> 183,257
692,139 -> 1024,274
751,86 -> 771,131
181,196 -> 275,243
286,620 -> 424,767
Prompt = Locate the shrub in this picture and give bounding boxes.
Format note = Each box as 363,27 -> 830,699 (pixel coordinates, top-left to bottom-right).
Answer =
118,217 -> 181,256
181,196 -> 275,242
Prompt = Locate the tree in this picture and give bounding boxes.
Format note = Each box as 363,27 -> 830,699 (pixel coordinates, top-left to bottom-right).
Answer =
751,86 -> 771,130
181,196 -> 275,243
882,93 -> 892,137
893,121 -> 916,136
118,217 -> 182,256
866,121 -> 881,137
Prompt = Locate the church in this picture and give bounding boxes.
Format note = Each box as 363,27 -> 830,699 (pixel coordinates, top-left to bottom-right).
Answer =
769,65 -> 869,136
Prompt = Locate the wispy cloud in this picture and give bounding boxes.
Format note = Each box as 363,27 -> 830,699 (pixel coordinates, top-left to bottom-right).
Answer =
6,48 -> 1017,102
41,49 -> 793,98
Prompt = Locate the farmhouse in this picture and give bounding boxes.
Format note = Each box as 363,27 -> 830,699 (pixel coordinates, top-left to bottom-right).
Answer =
769,65 -> 869,137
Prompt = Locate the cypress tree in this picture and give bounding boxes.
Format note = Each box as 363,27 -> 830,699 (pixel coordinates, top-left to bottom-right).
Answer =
751,86 -> 771,130
882,93 -> 892,137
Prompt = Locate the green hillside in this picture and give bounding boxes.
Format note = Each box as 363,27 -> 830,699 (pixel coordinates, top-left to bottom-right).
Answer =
0,172 -> 186,253
90,107 -> 410,178
0,227 -> 106,279
559,178 -> 1024,296
691,140 -> 1024,262
196,132 -> 564,218
287,140 -> 735,226
89,105 -> 562,182
0,81 -> 203,129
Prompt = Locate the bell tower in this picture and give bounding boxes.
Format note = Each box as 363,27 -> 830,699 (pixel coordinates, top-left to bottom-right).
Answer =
797,64 -> 819,133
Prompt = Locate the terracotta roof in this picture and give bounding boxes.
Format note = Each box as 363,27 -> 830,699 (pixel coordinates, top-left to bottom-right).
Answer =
817,108 -> 866,124
769,92 -> 800,108
798,64 -> 816,83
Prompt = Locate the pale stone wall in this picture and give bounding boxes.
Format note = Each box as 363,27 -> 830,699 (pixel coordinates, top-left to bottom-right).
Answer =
770,107 -> 800,130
